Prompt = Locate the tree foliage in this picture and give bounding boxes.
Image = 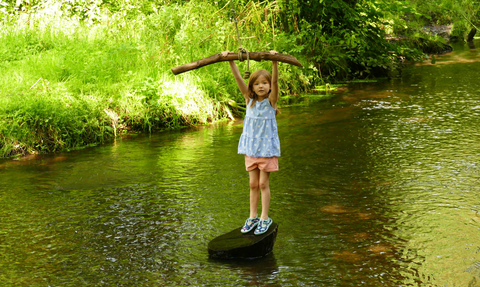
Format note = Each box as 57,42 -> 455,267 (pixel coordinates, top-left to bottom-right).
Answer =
1,0 -> 477,82
275,0 -> 427,82
1,0 -> 479,157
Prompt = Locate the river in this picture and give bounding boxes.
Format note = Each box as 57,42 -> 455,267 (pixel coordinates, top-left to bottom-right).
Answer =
0,40 -> 479,286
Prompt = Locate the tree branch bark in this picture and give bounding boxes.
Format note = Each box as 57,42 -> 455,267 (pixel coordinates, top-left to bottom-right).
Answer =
171,51 -> 303,75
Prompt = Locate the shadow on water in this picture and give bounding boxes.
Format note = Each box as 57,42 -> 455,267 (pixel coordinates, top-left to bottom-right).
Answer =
1,40 -> 480,286
209,253 -> 281,286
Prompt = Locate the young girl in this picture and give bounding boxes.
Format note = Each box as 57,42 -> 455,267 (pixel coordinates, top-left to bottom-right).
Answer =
222,51 -> 280,235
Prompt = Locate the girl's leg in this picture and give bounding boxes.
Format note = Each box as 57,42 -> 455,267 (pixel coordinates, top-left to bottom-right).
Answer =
259,171 -> 271,220
248,168 -> 261,218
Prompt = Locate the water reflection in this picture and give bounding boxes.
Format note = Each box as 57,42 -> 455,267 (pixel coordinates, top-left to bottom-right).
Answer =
1,40 -> 480,286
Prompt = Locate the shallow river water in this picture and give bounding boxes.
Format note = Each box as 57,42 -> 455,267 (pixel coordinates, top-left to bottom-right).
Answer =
1,41 -> 480,286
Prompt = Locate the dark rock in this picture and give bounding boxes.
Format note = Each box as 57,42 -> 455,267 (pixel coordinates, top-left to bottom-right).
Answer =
208,222 -> 278,260
449,35 -> 461,43
418,38 -> 453,54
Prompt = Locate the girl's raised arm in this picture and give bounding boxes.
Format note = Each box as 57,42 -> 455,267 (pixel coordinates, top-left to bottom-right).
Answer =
222,51 -> 249,103
269,51 -> 279,109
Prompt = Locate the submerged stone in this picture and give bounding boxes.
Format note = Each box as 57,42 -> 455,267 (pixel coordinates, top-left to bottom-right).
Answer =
208,222 -> 278,260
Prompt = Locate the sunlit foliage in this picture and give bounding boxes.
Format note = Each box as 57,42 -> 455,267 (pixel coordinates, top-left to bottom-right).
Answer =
0,0 -> 477,157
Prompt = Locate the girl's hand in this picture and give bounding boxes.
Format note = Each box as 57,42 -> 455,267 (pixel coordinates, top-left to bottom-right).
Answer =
269,50 -> 278,55
221,51 -> 230,57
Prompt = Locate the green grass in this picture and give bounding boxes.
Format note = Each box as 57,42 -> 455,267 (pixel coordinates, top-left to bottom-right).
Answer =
1,0 -> 468,158
0,2 -> 304,158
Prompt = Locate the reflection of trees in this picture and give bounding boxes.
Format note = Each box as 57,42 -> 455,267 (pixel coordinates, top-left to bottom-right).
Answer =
277,80 -> 478,285
210,253 -> 280,286
0,124 -> 240,285
0,186 -> 78,285
273,95 -> 413,285
0,182 -> 191,285
66,126 -> 240,285
68,184 -> 188,286
345,65 -> 480,285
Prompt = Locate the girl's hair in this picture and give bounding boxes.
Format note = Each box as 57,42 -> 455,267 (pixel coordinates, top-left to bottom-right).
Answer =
247,69 -> 280,115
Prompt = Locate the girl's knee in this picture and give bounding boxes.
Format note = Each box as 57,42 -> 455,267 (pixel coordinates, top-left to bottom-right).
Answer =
259,181 -> 269,191
249,181 -> 259,190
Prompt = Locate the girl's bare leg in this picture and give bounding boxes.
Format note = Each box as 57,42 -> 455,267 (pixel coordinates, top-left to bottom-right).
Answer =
248,169 -> 260,219
259,170 -> 271,220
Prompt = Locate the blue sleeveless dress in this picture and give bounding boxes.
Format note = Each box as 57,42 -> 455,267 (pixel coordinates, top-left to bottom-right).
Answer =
238,98 -> 280,157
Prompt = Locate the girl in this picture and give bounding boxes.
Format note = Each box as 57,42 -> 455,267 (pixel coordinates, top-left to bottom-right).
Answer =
222,51 -> 280,235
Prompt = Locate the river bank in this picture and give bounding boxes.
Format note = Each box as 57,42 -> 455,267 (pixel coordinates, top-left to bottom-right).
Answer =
0,1 -> 474,158
0,3 -> 242,158
0,6 -> 335,158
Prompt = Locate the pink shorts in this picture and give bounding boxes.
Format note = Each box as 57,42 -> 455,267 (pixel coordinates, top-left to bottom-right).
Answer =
245,155 -> 279,172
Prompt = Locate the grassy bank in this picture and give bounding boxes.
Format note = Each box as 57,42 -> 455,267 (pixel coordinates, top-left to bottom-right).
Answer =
0,0 -> 471,158
0,1 -> 307,158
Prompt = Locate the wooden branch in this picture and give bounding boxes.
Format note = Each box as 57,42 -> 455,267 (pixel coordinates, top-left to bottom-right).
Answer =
171,51 -> 303,75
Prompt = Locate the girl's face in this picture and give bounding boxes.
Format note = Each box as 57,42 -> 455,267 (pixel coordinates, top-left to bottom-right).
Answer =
252,75 -> 271,99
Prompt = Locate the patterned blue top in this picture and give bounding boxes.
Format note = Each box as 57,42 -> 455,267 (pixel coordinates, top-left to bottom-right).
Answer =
238,98 -> 280,157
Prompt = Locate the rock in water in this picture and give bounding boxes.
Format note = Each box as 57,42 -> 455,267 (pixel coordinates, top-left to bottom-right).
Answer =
208,222 -> 278,259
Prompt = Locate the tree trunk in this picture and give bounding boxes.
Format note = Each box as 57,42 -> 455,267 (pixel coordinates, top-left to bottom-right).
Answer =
171,52 -> 302,75
467,27 -> 477,42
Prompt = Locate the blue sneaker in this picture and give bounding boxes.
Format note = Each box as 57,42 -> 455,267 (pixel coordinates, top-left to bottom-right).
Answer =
241,216 -> 260,233
254,218 -> 273,235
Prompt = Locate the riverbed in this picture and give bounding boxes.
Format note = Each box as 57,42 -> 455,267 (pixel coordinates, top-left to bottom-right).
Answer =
0,40 -> 479,286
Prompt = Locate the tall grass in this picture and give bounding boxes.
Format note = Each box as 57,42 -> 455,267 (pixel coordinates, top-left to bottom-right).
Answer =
0,1 -> 309,158
2,0 -> 462,158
